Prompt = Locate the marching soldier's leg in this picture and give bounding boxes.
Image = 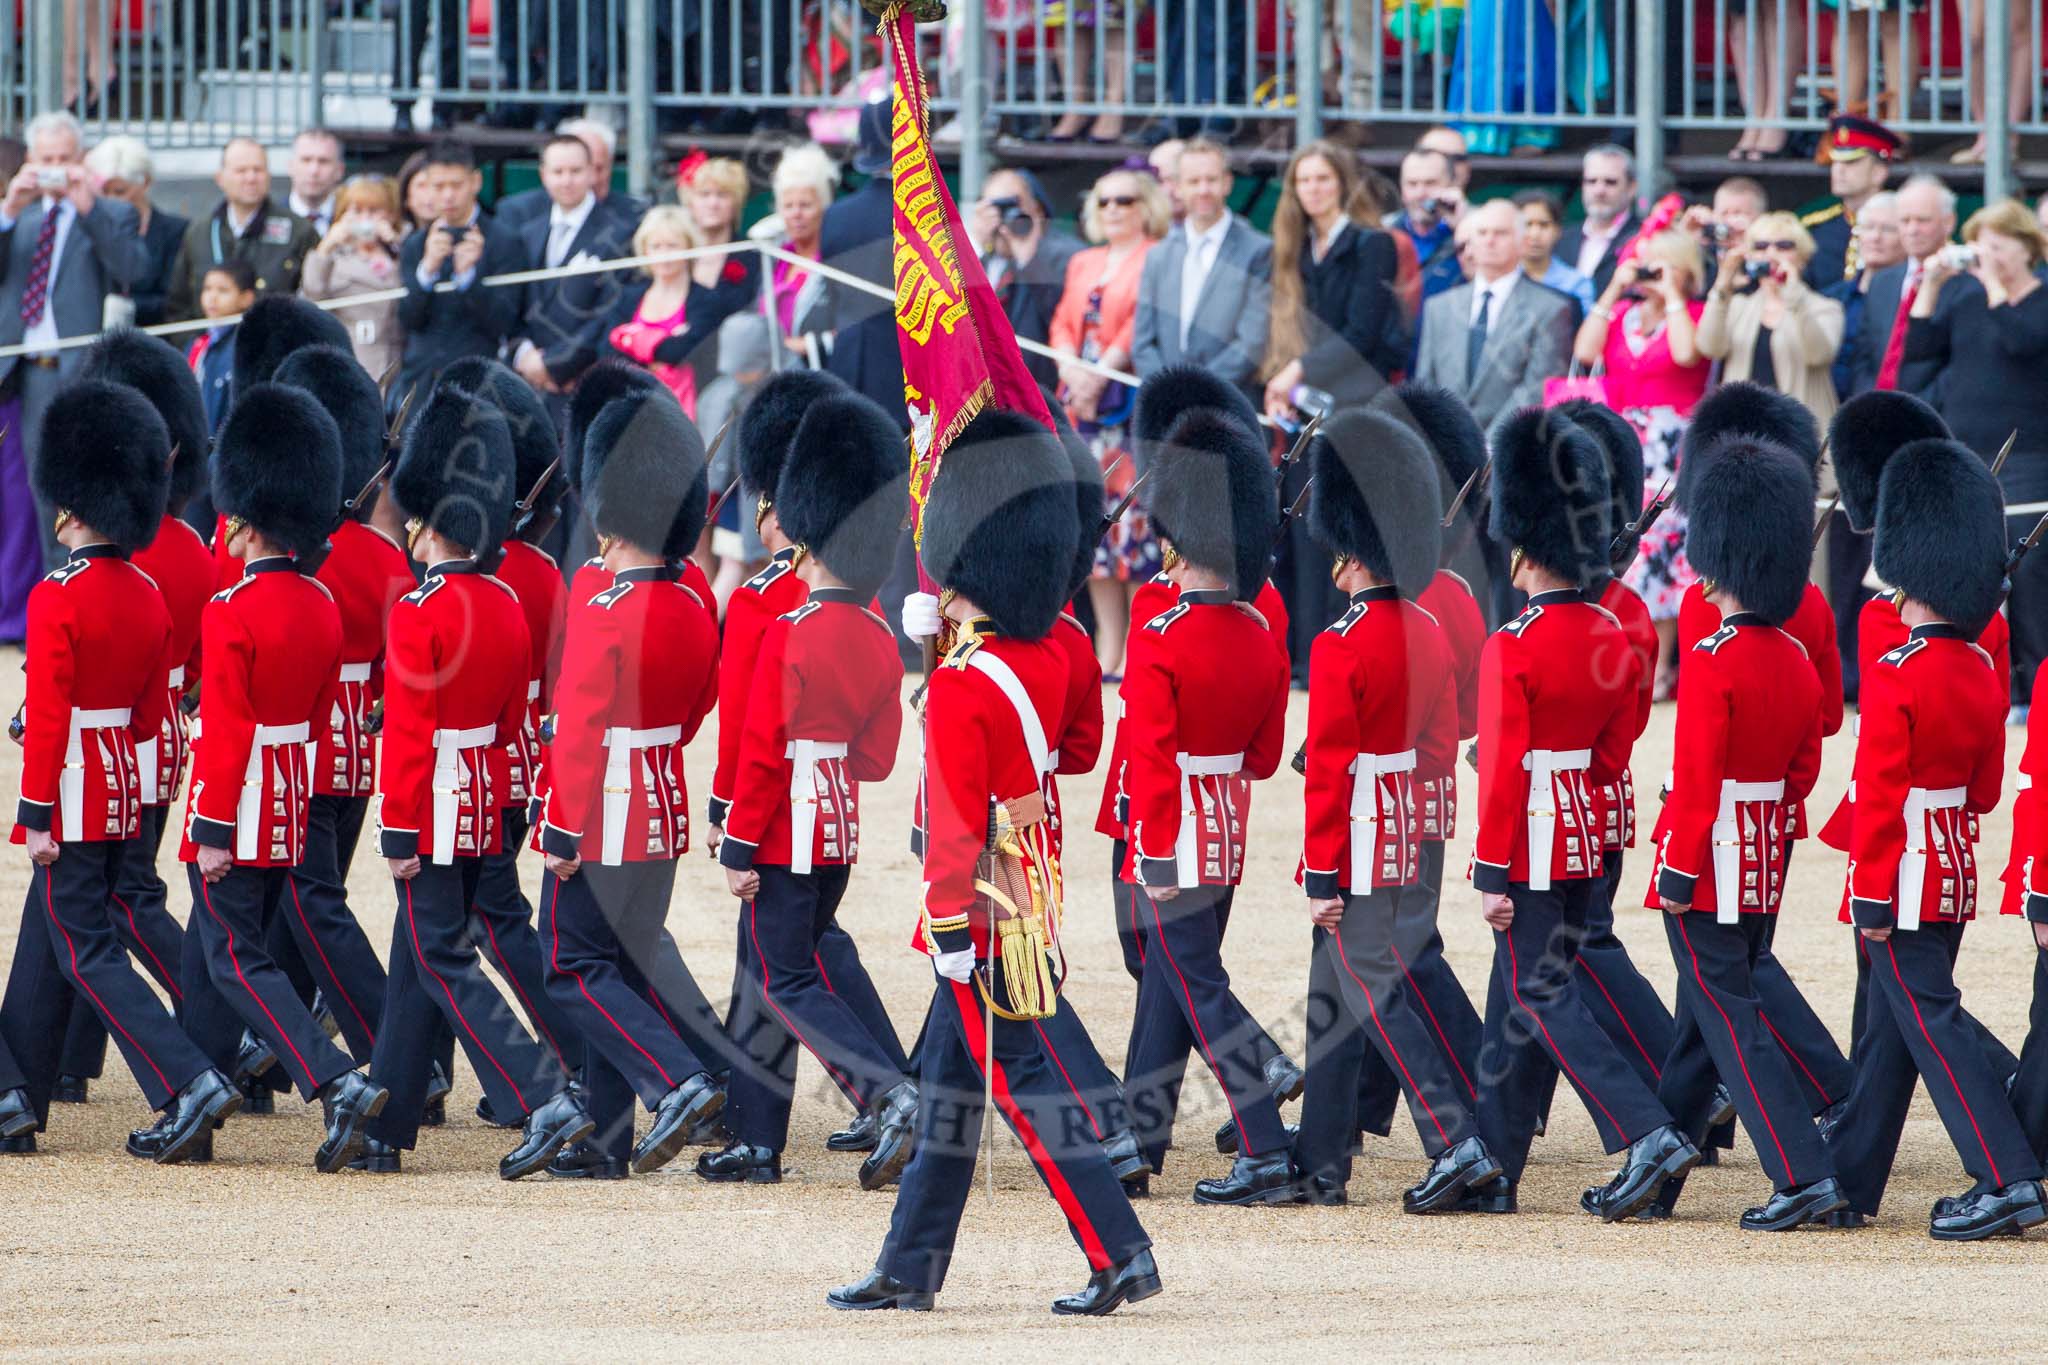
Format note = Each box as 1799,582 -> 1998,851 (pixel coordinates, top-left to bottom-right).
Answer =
1124,909 -> 1196,1172
1,877 -> 77,1128
2011,947 -> 2048,1161
64,804 -> 189,1095
1944,925 -> 2022,1080
1575,850 -> 1676,1091
0,1029 -> 30,1141
1750,876 -> 1854,1114
281,795 -> 388,1062
56,1000 -> 109,1092
1111,839 -> 1146,985
469,805 -> 580,1070
1828,944 -> 1928,1218
817,920 -> 910,1071
1031,992 -> 1136,1149
366,915 -> 439,1152
1476,940 -> 1550,1189
1296,920 -> 1371,1193
263,899 -> 319,1009
1358,847 -> 1483,1137
640,926 -> 733,1076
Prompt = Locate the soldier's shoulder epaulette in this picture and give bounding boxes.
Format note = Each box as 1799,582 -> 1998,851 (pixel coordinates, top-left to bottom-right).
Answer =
1878,637 -> 1928,668
365,523 -> 405,554
780,599 -> 822,627
523,543 -> 559,569
1585,602 -> 1621,628
1410,602 -> 1441,629
744,558 -> 792,594
1969,641 -> 1996,670
1771,625 -> 1811,659
1801,202 -> 1844,227
1326,601 -> 1369,636
43,557 -> 91,587
480,573 -> 518,600
1439,568 -> 1473,596
940,630 -> 983,670
1058,610 -> 1084,633
399,575 -> 445,608
130,564 -> 162,592
859,606 -> 892,636
302,575 -> 335,602
212,573 -> 256,603
1148,570 -> 1172,586
1694,623 -> 1738,655
590,581 -> 636,610
1498,603 -> 1543,638
1144,602 -> 1191,635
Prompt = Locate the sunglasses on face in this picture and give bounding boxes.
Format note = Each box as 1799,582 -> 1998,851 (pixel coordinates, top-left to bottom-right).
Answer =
1754,240 -> 1798,252
1097,194 -> 1138,209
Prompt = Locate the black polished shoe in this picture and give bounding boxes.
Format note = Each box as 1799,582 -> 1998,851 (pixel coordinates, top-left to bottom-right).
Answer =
1930,1180 -> 2048,1242
1403,1136 -> 1505,1215
52,1074 -> 88,1104
631,1072 -> 723,1174
315,1071 -> 389,1174
1101,1128 -> 1149,1183
232,1030 -> 276,1088
154,1069 -> 241,1165
858,1081 -> 919,1191
1827,1208 -> 1870,1228
1121,1172 -> 1151,1199
696,1141 -> 783,1183
475,1093 -> 517,1128
237,1073 -> 275,1116
348,1137 -> 401,1174
1051,1248 -> 1162,1316
310,989 -> 340,1041
1292,1171 -> 1348,1206
1741,1177 -> 1849,1231
827,1108 -> 879,1152
1215,1056 -> 1307,1153
504,1088 -> 597,1181
126,1109 -> 211,1163
826,1267 -> 934,1311
421,1062 -> 452,1127
1695,1145 -> 1721,1167
1584,1124 -> 1702,1223
0,1087 -> 34,1139
1456,1175 -> 1518,1214
1815,1098 -> 1848,1145
0,1132 -> 37,1154
547,1141 -> 630,1180
1705,1084 -> 1737,1129
1192,1152 -> 1296,1206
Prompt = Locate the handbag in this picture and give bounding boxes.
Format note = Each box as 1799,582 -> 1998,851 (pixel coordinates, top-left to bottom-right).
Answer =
1543,360 -> 1609,408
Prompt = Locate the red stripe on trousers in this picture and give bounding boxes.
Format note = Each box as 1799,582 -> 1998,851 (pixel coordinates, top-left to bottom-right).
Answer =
1675,914 -> 1795,1184
1389,939 -> 1475,1100
544,877 -> 669,1090
1142,887 -> 1256,1153
478,902 -> 564,1068
1332,928 -> 1451,1148
948,979 -> 1112,1271
198,873 -> 314,1087
1503,925 -> 1627,1140
1884,936 -> 2003,1186
408,879 -> 530,1111
1577,955 -> 1663,1079
1032,1017 -> 1106,1140
285,875 -> 375,1046
1760,1011 -> 1835,1106
48,871 -> 172,1095
746,896 -> 859,1101
110,891 -> 182,1001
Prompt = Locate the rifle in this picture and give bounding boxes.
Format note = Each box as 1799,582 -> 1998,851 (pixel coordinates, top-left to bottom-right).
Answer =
1271,476 -> 1314,551
1441,460 -> 1490,531
1608,475 -> 1675,576
2004,507 -> 2048,590
339,457 -> 395,529
384,382 -> 419,457
1437,460 -> 1493,568
1098,469 -> 1153,540
1811,492 -> 1841,550
1991,429 -> 2019,479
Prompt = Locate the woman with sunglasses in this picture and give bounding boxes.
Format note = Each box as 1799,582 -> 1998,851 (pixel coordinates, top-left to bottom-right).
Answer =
1049,168 -> 1170,678
1698,212 -> 1846,433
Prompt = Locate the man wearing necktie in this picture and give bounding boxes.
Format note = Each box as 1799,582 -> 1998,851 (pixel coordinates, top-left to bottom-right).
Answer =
1855,175 -> 1967,396
1415,200 -> 1574,437
511,135 -> 632,417
0,111 -> 146,577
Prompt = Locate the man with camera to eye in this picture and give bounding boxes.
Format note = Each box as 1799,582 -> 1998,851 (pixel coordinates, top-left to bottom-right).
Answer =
1390,147 -> 1466,305
971,168 -> 1081,396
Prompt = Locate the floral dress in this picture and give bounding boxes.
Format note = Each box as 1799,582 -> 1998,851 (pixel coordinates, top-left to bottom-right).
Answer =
1605,299 -> 1711,619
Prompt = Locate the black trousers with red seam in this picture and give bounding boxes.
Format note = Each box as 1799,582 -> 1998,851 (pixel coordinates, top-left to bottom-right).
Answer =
541,857 -> 709,1162
1830,919 -> 2043,1216
1,840 -> 211,1123
58,803 -> 186,1080
1655,911 -> 1836,1198
878,973 -> 1151,1294
1850,921 -> 2019,1077
1355,840 -> 1482,1137
368,858 -> 570,1150
2010,947 -> 2048,1162
1476,876 -> 1674,1186
181,861 -> 355,1102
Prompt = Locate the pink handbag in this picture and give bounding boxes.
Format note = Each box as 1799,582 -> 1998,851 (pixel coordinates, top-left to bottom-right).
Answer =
1543,362 -> 1609,408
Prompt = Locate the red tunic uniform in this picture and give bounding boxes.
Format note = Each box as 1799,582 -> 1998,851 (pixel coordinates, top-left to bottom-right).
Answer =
717,590 -> 902,873
1045,612 -> 1104,863
1677,580 -> 1843,736
1121,587 -> 1289,890
179,558 -> 343,866
2002,665 -> 2048,918
493,539 -> 568,812
569,554 -> 717,637
1417,568 -> 1485,740
1469,590 -> 1641,894
538,565 -> 717,864
1594,578 -> 1657,854
1300,586 -> 1457,899
375,564 -> 530,865
708,548 -> 805,829
1093,574 -> 1290,841
13,547 -> 174,844
311,520 -> 414,799
1645,616 -> 1823,917
131,515 -> 213,807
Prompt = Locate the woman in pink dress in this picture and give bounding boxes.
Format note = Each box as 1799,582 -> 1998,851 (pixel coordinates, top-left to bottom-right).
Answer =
605,206 -> 702,416
1572,228 -> 1712,697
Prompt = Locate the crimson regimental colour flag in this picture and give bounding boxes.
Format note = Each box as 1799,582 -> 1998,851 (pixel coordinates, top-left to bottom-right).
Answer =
880,1 -> 1054,567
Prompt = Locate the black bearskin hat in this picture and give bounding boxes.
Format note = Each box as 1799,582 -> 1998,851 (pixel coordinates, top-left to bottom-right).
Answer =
1685,381 -> 1822,474
777,392 -> 909,600
1682,436 -> 1815,626
739,368 -> 848,502
1874,438 -> 2006,636
1829,390 -> 1951,534
232,295 -> 352,396
1060,426 -> 1105,603
272,345 -> 384,521
1383,382 -> 1487,511
77,329 -> 207,510
1488,406 -> 1610,588
1134,363 -> 1262,449
1308,408 -> 1443,598
438,356 -> 565,533
33,381 -> 170,554
1144,407 -> 1277,600
566,361 -> 667,492
918,409 -> 1077,640
211,383 -> 343,557
1552,397 -> 1643,571
582,391 -> 707,557
391,384 -> 515,563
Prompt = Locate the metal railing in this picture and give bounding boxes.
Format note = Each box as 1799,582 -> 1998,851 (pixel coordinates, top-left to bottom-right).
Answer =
0,0 -> 2032,200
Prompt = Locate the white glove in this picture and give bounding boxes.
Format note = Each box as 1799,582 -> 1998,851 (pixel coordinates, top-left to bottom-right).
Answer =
933,948 -> 976,983
902,591 -> 942,642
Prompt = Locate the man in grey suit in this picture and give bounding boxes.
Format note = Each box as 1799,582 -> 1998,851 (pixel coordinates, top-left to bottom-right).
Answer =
1130,139 -> 1272,392
1415,199 -> 1574,435
0,111 -> 147,569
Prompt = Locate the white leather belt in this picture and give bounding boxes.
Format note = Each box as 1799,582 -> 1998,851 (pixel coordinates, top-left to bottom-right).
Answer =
1521,748 -> 1592,892
595,724 -> 682,865
1173,751 -> 1245,889
429,724 -> 497,865
1712,779 -> 1786,923
238,721 -> 311,859
1898,785 -> 1967,932
2021,775 -> 2035,792
63,707 -> 132,836
785,738 -> 849,875
1348,749 -> 1417,895
527,679 -> 541,702
337,661 -> 372,684
167,665 -> 186,689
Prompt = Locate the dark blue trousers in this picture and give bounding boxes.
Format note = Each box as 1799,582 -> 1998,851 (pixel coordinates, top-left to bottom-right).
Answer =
58,803 -> 185,1079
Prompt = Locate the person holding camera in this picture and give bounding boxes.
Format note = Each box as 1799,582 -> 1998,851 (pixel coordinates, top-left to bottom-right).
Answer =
299,175 -> 406,379
1390,147 -> 1466,304
1698,212 -> 1846,430
391,141 -> 524,414
973,168 -> 1081,396
1905,198 -> 2048,709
